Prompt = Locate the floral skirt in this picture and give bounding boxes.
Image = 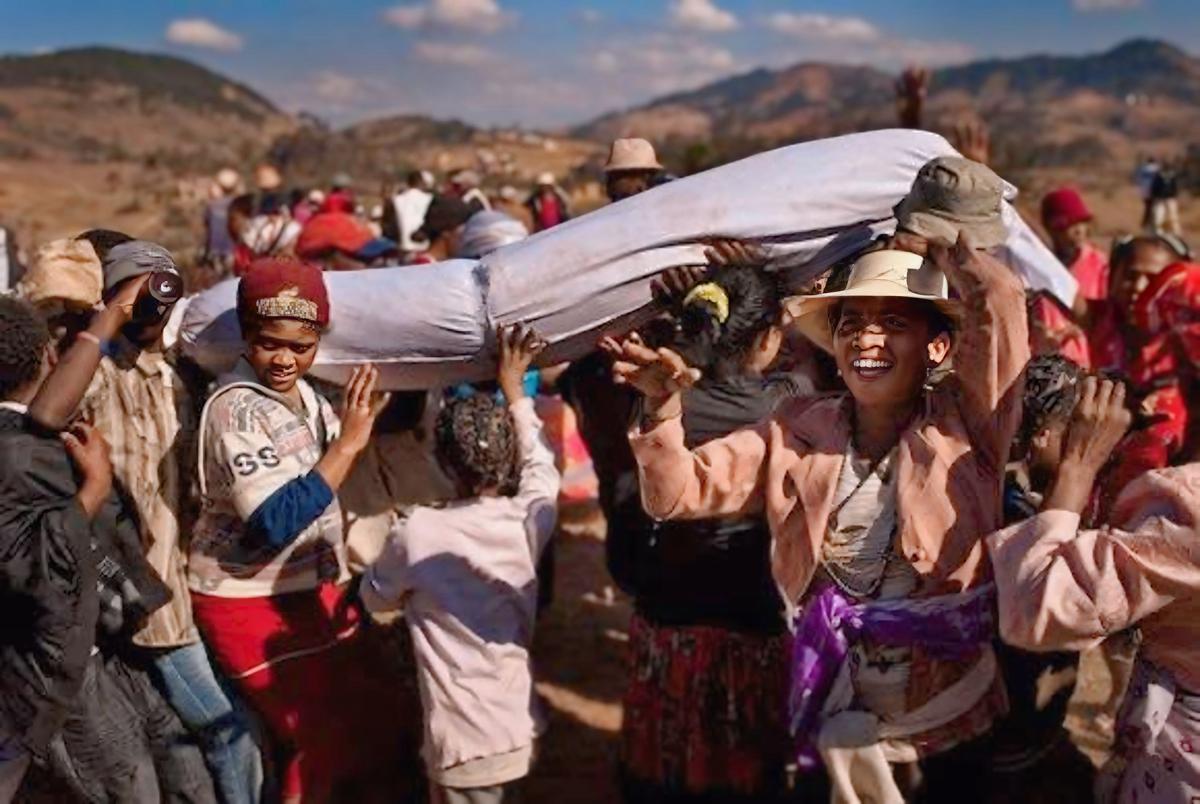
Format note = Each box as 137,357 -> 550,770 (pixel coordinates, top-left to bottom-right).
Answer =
620,614 -> 790,798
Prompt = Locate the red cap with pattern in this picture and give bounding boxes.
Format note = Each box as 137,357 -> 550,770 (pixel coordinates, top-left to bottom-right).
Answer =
237,257 -> 330,327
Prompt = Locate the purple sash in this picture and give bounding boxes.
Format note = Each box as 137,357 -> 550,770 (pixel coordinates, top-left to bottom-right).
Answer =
789,581 -> 996,769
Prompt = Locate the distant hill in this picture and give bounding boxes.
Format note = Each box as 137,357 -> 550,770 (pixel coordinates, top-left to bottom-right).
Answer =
573,38 -> 1200,179
0,46 -> 292,166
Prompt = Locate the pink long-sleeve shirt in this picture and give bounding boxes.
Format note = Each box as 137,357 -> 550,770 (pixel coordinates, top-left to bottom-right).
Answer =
987,465 -> 1200,692
629,249 -> 1029,752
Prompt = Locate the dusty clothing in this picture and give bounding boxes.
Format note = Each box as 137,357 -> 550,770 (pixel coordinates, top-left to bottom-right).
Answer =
630,250 -> 1027,755
362,398 -> 560,784
988,465 -> 1200,802
189,359 -> 348,598
81,347 -> 198,648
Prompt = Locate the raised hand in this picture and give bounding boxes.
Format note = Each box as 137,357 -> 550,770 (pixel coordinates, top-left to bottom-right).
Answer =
600,331 -> 700,405
337,364 -> 388,455
895,66 -> 930,129
62,422 -> 113,517
497,323 -> 548,403
703,238 -> 766,268
952,118 -> 991,166
651,265 -> 708,307
1044,376 -> 1132,515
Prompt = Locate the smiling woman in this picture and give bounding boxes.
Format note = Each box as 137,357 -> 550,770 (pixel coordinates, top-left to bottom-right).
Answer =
609,236 -> 1029,801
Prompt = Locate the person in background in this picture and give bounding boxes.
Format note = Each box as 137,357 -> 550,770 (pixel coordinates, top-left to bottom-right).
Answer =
291,188 -> 324,226
1150,160 -> 1183,238
188,258 -> 417,803
228,193 -> 302,275
449,169 -> 491,212
603,138 -> 663,203
525,172 -> 571,232
1041,187 -> 1109,301
614,266 -> 798,804
361,323 -> 559,804
203,168 -> 241,279
296,211 -> 399,270
323,172 -> 356,215
385,170 -> 435,254
253,164 -> 285,216
987,375 -> 1200,803
410,196 -> 475,264
73,240 -> 264,804
1136,155 -> 1161,230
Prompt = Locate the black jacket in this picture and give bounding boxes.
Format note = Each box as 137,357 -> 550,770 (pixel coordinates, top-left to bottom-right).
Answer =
0,408 -> 169,757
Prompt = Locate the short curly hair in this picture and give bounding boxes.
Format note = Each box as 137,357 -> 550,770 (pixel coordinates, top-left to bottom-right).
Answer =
435,393 -> 519,496
0,297 -> 50,400
1020,354 -> 1084,445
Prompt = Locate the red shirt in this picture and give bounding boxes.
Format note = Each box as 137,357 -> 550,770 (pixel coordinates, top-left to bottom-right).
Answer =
536,193 -> 563,231
1068,243 -> 1110,302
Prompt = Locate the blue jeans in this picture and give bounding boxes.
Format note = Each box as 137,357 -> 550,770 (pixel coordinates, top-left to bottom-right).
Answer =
151,641 -> 263,804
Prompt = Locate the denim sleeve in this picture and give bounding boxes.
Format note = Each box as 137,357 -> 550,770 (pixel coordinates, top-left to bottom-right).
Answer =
245,471 -> 334,549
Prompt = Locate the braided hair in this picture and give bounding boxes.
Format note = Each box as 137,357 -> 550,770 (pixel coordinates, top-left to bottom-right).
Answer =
675,265 -> 784,379
435,392 -> 519,496
0,297 -> 50,399
1020,354 -> 1084,445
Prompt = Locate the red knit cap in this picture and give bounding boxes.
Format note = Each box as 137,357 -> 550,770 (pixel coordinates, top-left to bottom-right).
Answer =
295,212 -> 373,258
238,257 -> 330,327
1041,187 -> 1093,232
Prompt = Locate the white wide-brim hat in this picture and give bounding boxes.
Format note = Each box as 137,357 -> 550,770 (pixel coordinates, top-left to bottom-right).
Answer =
603,138 -> 664,173
785,249 -> 961,354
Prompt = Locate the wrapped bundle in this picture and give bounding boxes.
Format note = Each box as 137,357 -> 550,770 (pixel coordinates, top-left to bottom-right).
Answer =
181,129 -> 1070,389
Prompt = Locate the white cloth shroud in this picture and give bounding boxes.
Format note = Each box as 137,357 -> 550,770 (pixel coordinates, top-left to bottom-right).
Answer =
180,129 -> 1073,390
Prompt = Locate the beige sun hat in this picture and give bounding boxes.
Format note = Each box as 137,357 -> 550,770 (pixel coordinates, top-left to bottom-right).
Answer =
536,171 -> 556,186
892,156 -> 1007,249
255,163 -> 283,192
17,237 -> 103,310
603,138 -> 663,173
785,249 -> 961,353
215,167 -> 240,192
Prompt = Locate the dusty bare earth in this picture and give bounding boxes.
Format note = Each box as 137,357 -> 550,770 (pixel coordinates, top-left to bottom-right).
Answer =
527,506 -> 1126,803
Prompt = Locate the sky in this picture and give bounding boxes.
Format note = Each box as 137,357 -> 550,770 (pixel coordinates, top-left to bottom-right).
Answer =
2,0 -> 1198,129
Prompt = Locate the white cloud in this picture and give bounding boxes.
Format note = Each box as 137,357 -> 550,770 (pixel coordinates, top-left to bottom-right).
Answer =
762,12 -> 880,42
312,71 -> 366,103
670,0 -> 739,33
412,41 -> 495,66
165,18 -> 244,51
1072,0 -> 1143,9
585,35 -> 740,95
578,9 -> 604,24
382,0 -> 515,34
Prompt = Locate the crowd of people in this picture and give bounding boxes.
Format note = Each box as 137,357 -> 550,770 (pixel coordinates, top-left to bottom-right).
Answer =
1,97 -> 1199,804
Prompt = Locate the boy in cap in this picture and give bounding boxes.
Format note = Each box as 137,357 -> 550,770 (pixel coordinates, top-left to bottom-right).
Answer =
69,240 -> 264,804
188,258 -> 418,802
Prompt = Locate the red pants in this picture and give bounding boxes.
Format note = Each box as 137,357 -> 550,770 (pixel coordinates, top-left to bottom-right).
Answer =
193,583 -> 421,802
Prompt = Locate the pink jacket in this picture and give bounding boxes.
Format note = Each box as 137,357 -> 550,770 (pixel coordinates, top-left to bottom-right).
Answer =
988,465 -> 1200,692
630,250 -> 1028,745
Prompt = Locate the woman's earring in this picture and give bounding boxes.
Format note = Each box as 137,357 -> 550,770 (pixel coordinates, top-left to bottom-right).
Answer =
922,363 -> 936,392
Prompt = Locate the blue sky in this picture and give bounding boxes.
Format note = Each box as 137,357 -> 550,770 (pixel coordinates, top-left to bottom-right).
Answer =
1,0 -> 1197,127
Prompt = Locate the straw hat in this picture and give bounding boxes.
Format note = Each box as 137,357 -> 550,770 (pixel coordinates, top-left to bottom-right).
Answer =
785,250 -> 960,353
536,171 -> 556,186
603,138 -> 663,173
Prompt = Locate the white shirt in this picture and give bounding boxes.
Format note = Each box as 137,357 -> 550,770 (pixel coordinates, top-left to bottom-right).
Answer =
392,188 -> 433,252
362,398 -> 560,782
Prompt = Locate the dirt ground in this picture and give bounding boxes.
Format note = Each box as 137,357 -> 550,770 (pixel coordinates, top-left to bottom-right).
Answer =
525,506 -> 1124,803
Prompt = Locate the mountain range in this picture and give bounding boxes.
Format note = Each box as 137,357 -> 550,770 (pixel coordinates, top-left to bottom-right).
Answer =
0,39 -> 1198,252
